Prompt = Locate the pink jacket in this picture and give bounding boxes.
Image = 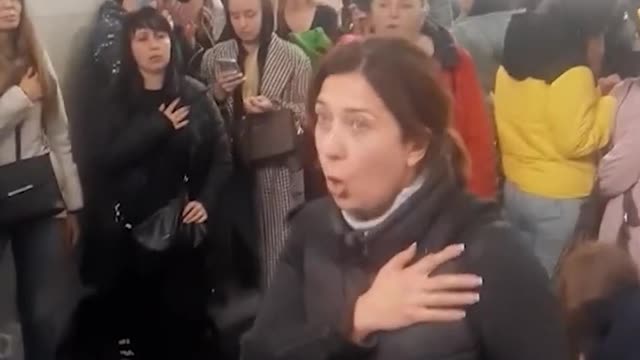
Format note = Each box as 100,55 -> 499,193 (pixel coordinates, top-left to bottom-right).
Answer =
599,78 -> 640,265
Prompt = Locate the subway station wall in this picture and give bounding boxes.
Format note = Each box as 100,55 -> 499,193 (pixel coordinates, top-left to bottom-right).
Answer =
30,0 -> 104,105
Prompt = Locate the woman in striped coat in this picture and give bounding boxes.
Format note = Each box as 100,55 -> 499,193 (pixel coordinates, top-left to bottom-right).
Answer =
202,0 -> 311,288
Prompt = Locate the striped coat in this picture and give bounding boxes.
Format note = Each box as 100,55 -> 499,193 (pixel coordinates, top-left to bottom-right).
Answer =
202,34 -> 312,287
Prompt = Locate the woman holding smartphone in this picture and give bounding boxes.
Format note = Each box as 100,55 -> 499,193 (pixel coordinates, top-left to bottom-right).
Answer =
202,0 -> 311,288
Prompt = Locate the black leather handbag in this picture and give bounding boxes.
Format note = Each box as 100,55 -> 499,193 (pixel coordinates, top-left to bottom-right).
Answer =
0,126 -> 65,225
129,195 -> 206,252
240,109 -> 298,162
115,179 -> 207,253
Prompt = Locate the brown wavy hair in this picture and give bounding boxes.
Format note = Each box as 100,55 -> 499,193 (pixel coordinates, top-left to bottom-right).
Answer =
307,37 -> 470,182
0,0 -> 55,112
555,242 -> 639,360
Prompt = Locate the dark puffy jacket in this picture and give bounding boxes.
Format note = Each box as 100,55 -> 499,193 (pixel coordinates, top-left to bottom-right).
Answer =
242,164 -> 569,360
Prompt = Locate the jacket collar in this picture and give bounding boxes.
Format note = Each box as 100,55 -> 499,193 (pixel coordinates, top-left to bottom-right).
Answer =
330,162 -> 462,270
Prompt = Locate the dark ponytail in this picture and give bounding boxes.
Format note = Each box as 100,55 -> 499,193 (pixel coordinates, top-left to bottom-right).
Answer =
446,128 -> 471,183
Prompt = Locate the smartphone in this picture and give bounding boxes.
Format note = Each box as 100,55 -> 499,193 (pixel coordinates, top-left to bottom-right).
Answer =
215,58 -> 241,75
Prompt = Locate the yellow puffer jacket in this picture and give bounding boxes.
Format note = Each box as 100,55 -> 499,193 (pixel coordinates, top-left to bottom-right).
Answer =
494,66 -> 615,199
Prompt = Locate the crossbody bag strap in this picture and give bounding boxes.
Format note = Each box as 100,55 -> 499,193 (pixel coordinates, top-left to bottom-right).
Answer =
623,189 -> 640,227
15,125 -> 22,161
618,188 -> 639,248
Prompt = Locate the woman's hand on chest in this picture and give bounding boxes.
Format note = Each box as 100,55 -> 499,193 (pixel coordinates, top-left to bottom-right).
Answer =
19,67 -> 44,103
159,97 -> 190,130
351,243 -> 482,343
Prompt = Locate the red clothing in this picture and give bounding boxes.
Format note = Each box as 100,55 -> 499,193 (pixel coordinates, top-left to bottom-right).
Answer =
440,47 -> 497,199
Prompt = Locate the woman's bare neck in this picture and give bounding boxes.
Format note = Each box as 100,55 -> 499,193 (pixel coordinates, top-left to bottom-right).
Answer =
141,71 -> 165,90
0,32 -> 17,61
243,41 -> 259,54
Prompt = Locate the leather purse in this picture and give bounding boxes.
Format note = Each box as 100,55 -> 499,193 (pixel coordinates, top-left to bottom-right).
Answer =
127,196 -> 207,252
240,109 -> 297,162
0,125 -> 65,225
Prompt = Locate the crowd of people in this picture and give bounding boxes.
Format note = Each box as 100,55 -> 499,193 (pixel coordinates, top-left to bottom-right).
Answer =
2,0 -> 640,359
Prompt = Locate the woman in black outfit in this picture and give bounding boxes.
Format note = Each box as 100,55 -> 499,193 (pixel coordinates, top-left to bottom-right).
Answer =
241,38 -> 569,360
64,7 -> 231,359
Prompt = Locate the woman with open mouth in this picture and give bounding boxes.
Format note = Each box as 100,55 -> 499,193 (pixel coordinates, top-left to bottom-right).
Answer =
241,37 -> 569,360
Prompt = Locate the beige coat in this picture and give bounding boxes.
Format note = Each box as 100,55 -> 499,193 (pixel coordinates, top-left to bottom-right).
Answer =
0,53 -> 83,212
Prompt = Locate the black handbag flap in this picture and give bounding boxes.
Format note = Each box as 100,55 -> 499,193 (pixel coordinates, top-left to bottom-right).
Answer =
0,155 -> 59,201
132,197 -> 183,252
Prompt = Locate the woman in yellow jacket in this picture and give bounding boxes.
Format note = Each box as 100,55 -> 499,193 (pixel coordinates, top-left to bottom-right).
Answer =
494,0 -> 618,274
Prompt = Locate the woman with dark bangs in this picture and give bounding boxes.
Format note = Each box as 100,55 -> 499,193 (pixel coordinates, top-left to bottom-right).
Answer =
67,7 -> 231,359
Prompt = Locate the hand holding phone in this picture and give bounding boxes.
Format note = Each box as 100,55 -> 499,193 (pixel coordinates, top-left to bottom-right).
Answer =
215,59 -> 241,76
212,59 -> 244,101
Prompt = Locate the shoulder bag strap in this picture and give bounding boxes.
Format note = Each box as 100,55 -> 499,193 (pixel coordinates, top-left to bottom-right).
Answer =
623,189 -> 640,227
618,188 -> 639,248
15,125 -> 22,161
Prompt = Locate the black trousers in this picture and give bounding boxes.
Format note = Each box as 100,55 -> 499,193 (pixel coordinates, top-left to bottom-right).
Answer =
59,243 -> 220,360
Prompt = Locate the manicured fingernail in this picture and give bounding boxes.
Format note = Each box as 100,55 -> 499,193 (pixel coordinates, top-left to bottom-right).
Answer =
473,294 -> 480,302
455,244 -> 465,252
475,276 -> 483,285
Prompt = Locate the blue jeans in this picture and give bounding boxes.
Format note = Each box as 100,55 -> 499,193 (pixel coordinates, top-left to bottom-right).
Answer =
0,217 -> 77,360
504,182 -> 586,274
